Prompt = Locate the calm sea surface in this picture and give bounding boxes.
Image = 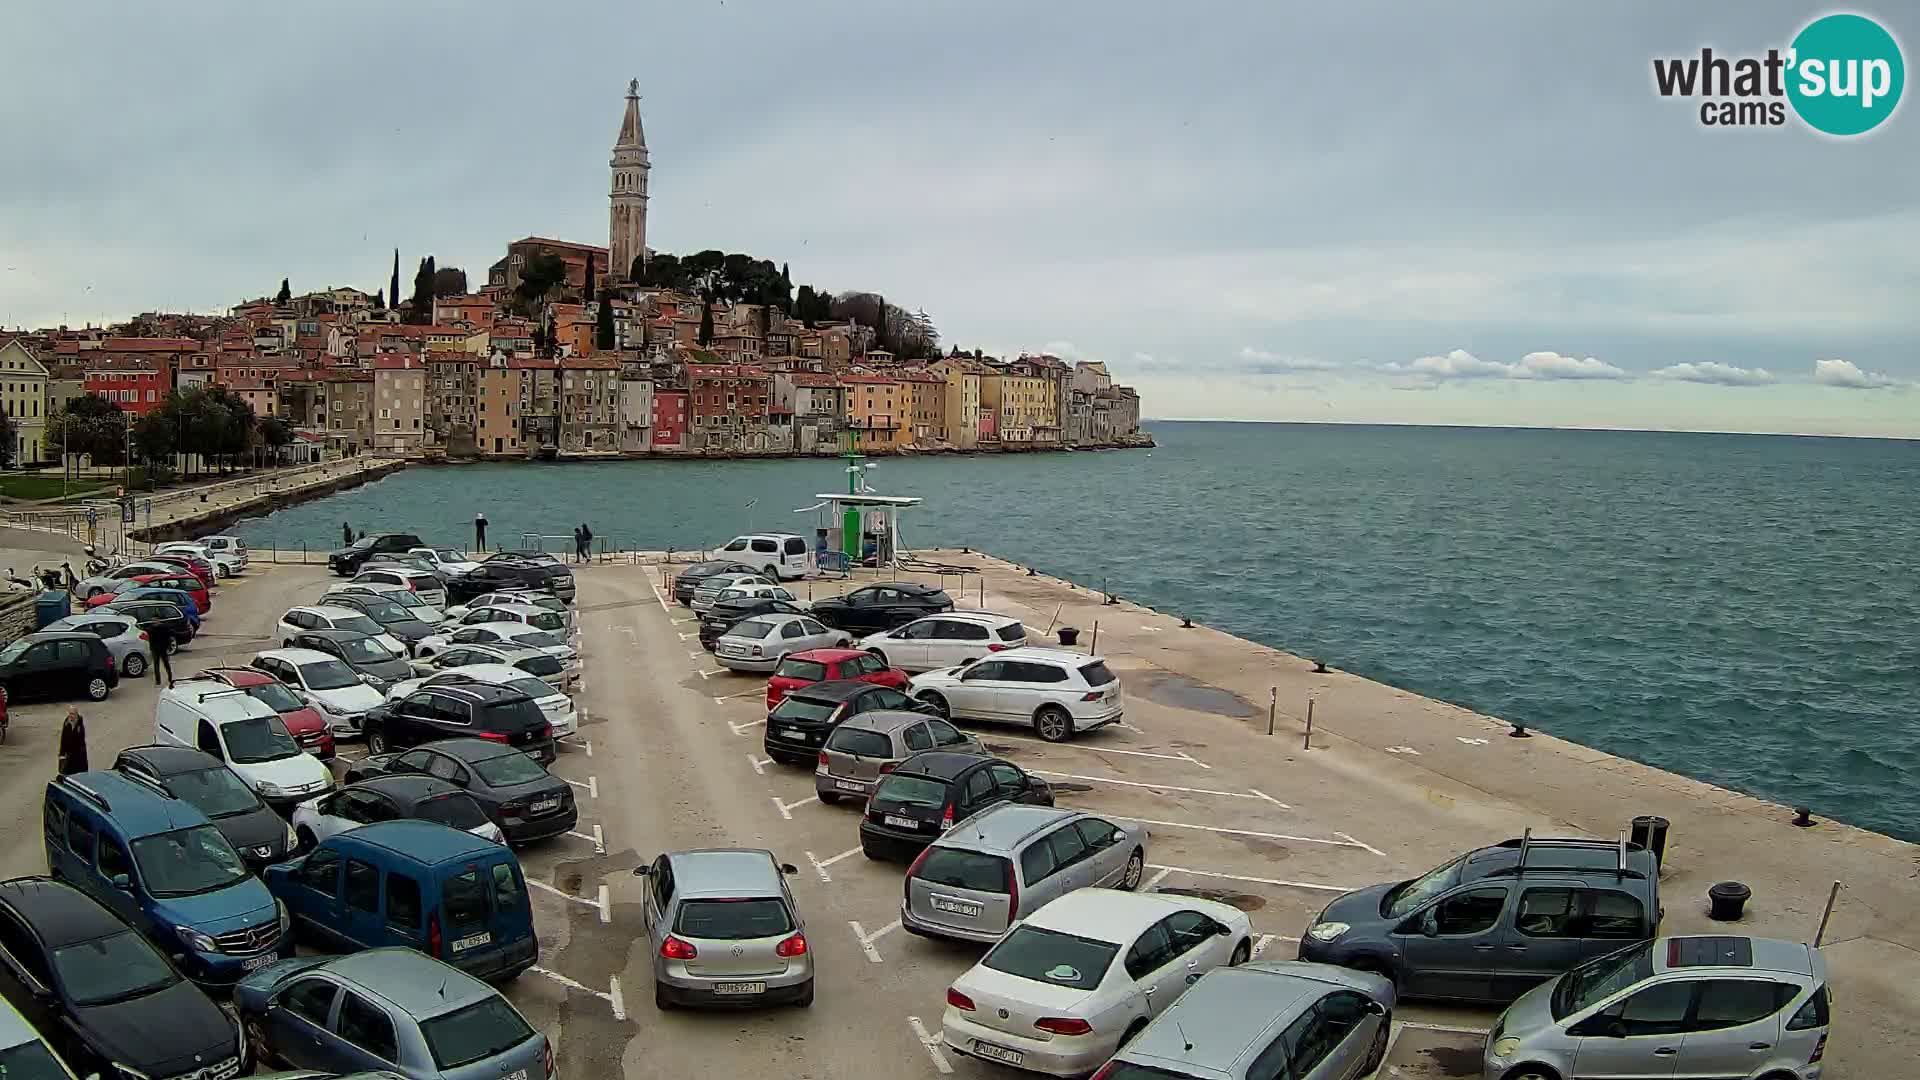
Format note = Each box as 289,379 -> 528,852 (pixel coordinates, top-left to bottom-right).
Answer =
233,423 -> 1920,841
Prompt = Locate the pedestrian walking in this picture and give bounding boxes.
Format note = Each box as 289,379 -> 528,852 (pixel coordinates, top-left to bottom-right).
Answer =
57,706 -> 87,776
148,622 -> 176,688
342,521 -> 353,546
571,526 -> 584,563
475,512 -> 489,551
580,522 -> 594,562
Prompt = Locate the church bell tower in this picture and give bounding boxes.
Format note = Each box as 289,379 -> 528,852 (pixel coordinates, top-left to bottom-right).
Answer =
609,79 -> 650,283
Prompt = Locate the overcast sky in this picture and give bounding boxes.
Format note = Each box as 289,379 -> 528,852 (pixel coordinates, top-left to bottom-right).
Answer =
2,2 -> 1914,436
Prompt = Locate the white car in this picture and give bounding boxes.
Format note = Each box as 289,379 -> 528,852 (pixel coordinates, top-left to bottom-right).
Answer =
454,602 -> 572,640
942,889 -> 1253,1078
413,642 -> 578,692
349,565 -> 447,610
712,582 -> 805,609
691,573 -> 773,613
323,581 -> 446,625
861,612 -> 1029,673
154,541 -> 243,579
277,604 -> 406,657
407,546 -> 481,578
910,647 -> 1124,742
415,623 -> 580,685
155,680 -> 334,812
385,663 -> 577,737
444,590 -> 573,629
248,647 -> 388,735
292,775 -> 503,849
715,532 -> 813,580
713,614 -> 851,673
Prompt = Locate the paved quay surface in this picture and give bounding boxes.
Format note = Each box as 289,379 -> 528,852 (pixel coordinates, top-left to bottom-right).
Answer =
0,553 -> 1909,1079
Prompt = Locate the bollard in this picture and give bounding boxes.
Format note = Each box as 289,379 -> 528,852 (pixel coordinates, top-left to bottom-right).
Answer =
1056,626 -> 1080,647
1793,806 -> 1816,828
1267,687 -> 1277,736
1303,698 -> 1315,749
1509,721 -> 1531,738
1707,881 -> 1751,921
1181,615 -> 1193,628
1629,815 -> 1670,868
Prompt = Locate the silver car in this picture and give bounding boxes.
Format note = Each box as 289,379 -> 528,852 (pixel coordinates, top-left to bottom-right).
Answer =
454,603 -> 572,639
713,614 -> 850,673
1484,936 -> 1832,1080
634,848 -> 814,1009
1104,961 -> 1395,1080
444,591 -> 574,630
815,710 -> 982,804
691,573 -> 773,613
414,642 -> 578,693
903,803 -> 1149,944
44,612 -> 153,678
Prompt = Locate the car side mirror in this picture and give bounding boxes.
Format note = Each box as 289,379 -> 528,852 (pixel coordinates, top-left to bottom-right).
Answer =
1215,923 -> 1233,937
1363,999 -> 1386,1016
110,874 -> 131,891
1112,829 -> 1127,844
360,674 -> 378,685
631,865 -> 654,877
779,863 -> 798,875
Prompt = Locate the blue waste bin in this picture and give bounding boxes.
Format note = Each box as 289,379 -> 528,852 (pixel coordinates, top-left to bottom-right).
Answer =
34,590 -> 71,629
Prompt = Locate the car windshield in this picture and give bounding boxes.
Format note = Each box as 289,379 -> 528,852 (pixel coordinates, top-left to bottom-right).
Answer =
417,793 -> 492,830
0,640 -> 29,665
242,681 -> 305,712
1553,941 -> 1657,1020
332,614 -> 384,637
983,925 -> 1119,991
172,766 -> 264,818
915,849 -> 1010,892
51,930 -> 179,1006
504,676 -> 558,700
223,715 -> 301,763
769,696 -> 838,723
513,630 -> 563,650
873,774 -> 948,808
0,1039 -> 69,1080
337,636 -> 400,663
388,591 -> 429,609
472,750 -> 548,787
130,825 -> 250,898
726,620 -> 777,640
300,660 -> 361,690
435,549 -> 467,562
1381,852 -> 1467,919
421,996 -> 536,1071
674,899 -> 793,940
355,600 -> 411,623
516,655 -> 562,677
776,657 -> 828,681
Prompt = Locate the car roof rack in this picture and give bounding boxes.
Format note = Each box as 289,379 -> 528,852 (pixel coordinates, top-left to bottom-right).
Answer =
1488,828 -> 1646,880
58,777 -> 112,813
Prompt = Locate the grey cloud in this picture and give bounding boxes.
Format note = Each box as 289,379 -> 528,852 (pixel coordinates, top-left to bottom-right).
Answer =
1384,350 -> 1630,381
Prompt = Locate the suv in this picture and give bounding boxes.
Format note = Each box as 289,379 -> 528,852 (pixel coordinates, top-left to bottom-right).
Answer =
276,605 -> 406,656
448,559 -> 575,605
113,744 -> 296,871
1299,833 -> 1662,1003
1485,936 -> 1830,1080
349,566 -> 448,611
0,631 -> 120,704
363,682 -> 557,764
859,752 -> 1054,861
634,849 -> 812,1009
43,773 -> 291,987
903,805 -> 1150,944
716,533 -> 812,580
763,679 -> 930,765
318,591 -> 436,652
910,648 -> 1124,742
329,532 -> 425,577
414,642 -> 576,691
860,612 -> 1029,673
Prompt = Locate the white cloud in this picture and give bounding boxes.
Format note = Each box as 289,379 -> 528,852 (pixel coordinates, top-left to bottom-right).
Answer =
1237,346 -> 1341,371
1651,361 -> 1776,386
1392,349 -> 1514,379
1512,351 -> 1631,381
1812,358 -> 1900,390
1384,349 -> 1628,381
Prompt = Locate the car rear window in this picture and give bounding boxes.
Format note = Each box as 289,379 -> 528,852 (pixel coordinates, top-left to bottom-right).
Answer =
517,655 -> 563,677
420,996 -> 535,1070
996,623 -> 1026,642
769,696 -> 838,724
873,774 -> 948,808
727,620 -> 777,640
477,697 -> 546,732
1079,661 -> 1117,687
674,899 -> 793,940
826,727 -> 893,757
1787,984 -> 1830,1030
776,658 -> 828,681
442,867 -> 490,929
914,849 -> 1011,892
418,794 -> 491,830
983,925 -> 1119,991
525,611 -> 565,632
471,750 -> 548,787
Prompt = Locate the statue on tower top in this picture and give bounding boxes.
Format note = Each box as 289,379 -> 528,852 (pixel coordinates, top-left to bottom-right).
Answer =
628,78 -> 638,97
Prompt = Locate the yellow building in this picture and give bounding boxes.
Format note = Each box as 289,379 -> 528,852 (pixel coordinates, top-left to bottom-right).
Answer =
841,374 -> 910,451
997,373 -> 1051,445
476,362 -> 525,457
0,338 -> 50,464
929,358 -> 982,449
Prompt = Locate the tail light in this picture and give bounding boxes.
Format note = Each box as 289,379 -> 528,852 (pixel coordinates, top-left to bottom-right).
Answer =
542,1036 -> 555,1078
946,988 -> 976,1011
661,936 -> 698,960
406,579 -> 418,591
499,799 -> 526,816
1081,692 -> 1103,701
940,803 -> 954,831
816,751 -> 829,775
427,913 -> 442,956
475,730 -> 511,744
138,631 -> 149,640
1005,858 -> 1020,918
1035,1017 -> 1092,1036
775,933 -> 808,957
541,723 -> 554,740
1810,1034 -> 1826,1063
878,762 -> 897,774
987,643 -> 1006,652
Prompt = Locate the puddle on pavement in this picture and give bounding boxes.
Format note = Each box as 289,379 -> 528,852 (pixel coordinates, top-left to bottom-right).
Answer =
1156,886 -> 1266,912
1385,1030 -> 1487,1078
1131,673 -> 1261,719
1048,782 -> 1094,794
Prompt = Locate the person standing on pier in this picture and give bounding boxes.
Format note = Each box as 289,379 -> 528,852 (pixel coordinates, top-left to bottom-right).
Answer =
579,523 -> 594,562
57,706 -> 87,776
342,521 -> 353,546
475,512 -> 489,552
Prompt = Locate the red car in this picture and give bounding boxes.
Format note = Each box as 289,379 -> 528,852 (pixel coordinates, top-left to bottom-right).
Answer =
86,572 -> 210,614
145,552 -> 217,590
766,647 -> 911,710
198,666 -> 334,760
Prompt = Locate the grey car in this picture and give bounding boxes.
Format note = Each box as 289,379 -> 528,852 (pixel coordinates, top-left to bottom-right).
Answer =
234,948 -> 550,1080
714,614 -> 851,673
1104,961 -> 1394,1080
634,848 -> 814,1009
44,612 -> 153,678
815,710 -> 983,804
902,803 -> 1149,944
691,573 -> 773,613
285,629 -> 416,693
1484,935 -> 1831,1080
319,593 -> 437,654
414,642 -> 577,692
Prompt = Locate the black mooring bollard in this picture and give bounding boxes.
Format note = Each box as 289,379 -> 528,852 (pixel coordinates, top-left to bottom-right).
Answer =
1509,721 -> 1531,738
1793,807 -> 1816,828
1181,616 -> 1193,628
1708,881 -> 1751,921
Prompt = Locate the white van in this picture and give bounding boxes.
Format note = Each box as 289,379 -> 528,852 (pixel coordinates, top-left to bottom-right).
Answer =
155,681 -> 334,813
717,533 -> 813,580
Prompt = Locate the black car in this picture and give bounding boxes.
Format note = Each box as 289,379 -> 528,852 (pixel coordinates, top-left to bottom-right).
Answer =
698,596 -> 811,651
0,631 -> 119,703
292,774 -> 498,849
808,582 -> 955,633
112,745 -> 294,870
284,629 -> 415,692
0,877 -> 241,1080
763,678 -> 930,765
363,683 -> 556,764
327,532 -> 425,576
319,592 -> 436,651
100,598 -> 196,649
448,558 -> 576,605
672,560 -> 759,605
346,738 -> 577,844
859,752 -> 1054,860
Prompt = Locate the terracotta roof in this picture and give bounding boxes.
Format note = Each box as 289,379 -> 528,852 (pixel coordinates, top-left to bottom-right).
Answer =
371,353 -> 421,371
790,375 -> 842,388
423,350 -> 479,365
561,355 -> 619,370
82,357 -> 160,373
101,337 -> 198,351
838,373 -> 901,385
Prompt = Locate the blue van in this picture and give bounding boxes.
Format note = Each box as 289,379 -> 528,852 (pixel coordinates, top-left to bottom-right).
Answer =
264,820 -> 538,983
42,772 -> 291,987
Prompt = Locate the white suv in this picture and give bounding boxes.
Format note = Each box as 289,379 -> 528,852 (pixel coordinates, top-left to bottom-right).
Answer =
909,647 -> 1123,742
860,612 -> 1027,673
717,533 -> 812,580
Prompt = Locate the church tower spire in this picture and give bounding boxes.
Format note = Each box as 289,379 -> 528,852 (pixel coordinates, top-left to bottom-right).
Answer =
609,79 -> 651,283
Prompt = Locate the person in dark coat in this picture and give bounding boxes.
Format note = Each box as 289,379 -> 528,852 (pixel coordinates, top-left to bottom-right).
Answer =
57,706 -> 87,776
579,523 -> 593,562
475,512 -> 489,551
148,622 -> 176,688
342,522 -> 354,546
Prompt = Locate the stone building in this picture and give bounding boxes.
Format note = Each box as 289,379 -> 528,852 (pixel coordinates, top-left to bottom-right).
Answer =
608,79 -> 652,283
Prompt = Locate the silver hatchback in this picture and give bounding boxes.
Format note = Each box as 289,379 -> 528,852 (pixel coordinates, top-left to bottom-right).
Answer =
635,848 -> 814,1009
814,710 -> 983,804
902,803 -> 1149,944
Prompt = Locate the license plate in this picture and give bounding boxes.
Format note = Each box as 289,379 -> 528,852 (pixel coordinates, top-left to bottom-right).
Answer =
780,727 -> 811,742
242,952 -> 278,971
884,814 -> 919,829
713,981 -> 766,996
834,779 -> 865,792
531,797 -> 560,813
502,1071 -> 528,1080
931,896 -> 982,917
973,1041 -> 1024,1066
451,931 -> 492,953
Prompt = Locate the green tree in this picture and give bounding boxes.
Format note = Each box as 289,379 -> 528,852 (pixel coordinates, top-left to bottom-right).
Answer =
130,410 -> 176,469
408,256 -> 437,323
432,265 -> 467,296
390,249 -> 401,313
47,394 -> 128,464
596,298 -> 616,351
260,416 -> 292,463
0,410 -> 15,468
584,253 -> 597,304
513,253 -> 569,315
275,278 -> 292,305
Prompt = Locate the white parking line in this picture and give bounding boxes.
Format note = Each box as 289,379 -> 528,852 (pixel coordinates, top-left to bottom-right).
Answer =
687,648 -> 703,657
907,1016 -> 953,1074
526,878 -> 604,914
528,965 -> 626,1021
583,737 -> 593,758
565,826 -> 606,854
771,794 -> 819,820
806,846 -> 862,883
1031,770 -> 1289,806
1334,832 -> 1386,857
712,687 -> 763,702
747,754 -> 773,776
1148,864 -> 1352,893
728,718 -> 765,736
1250,933 -> 1300,958
696,667 -> 727,679
1108,816 -> 1367,851
672,617 -> 699,625
984,733 -> 1211,768
646,580 -> 670,611
608,976 -> 626,1021
678,633 -> 695,641
598,884 -> 611,924
564,777 -> 598,799
849,919 -> 900,963
1142,868 -> 1173,891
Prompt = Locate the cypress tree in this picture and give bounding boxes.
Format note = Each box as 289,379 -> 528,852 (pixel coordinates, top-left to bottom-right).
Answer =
585,253 -> 597,303
596,296 -> 616,351
390,250 -> 401,316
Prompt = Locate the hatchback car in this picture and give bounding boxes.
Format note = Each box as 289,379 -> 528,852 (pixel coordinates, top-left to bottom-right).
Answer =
671,560 -> 759,605
235,948 -> 551,1080
113,744 -> 297,871
42,612 -> 152,678
284,630 -> 415,693
101,597 -> 197,646
814,710 -> 982,804
446,559 -> 573,605
414,643 -> 576,692
0,877 -> 242,1080
325,581 -> 446,625
454,602 -> 571,640
809,581 -> 955,633
860,612 -> 1030,672
634,849 -> 812,1009
1484,936 -> 1830,1080
346,739 -> 575,845
859,752 -> 1054,860
406,545 -> 482,578
442,591 -> 571,629
715,614 -> 850,673
763,679 -> 930,765
199,666 -> 334,760
249,648 -> 388,736
319,592 -> 437,653
328,532 -> 426,577
903,804 -> 1149,944
698,595 -> 810,651
293,775 -> 504,850
387,664 -> 576,737
0,632 -> 119,703
690,573 -> 774,614
1101,961 -> 1395,1080
351,567 -> 449,611
278,606 -> 407,657
942,889 -> 1254,1077
416,623 -> 577,673
1298,833 -> 1661,1003
770,647 -> 909,709
73,560 -> 178,599
363,684 -> 557,764
143,551 -> 217,591
89,583 -> 202,627
912,649 -> 1125,742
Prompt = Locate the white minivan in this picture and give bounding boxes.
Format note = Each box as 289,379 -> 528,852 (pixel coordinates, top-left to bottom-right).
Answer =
717,533 -> 813,580
155,680 -> 334,813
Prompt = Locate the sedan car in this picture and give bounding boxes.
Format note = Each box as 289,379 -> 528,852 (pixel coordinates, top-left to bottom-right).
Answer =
698,595 -> 810,652
942,889 -> 1253,1077
809,582 -> 954,634
248,648 -> 387,736
0,632 -> 118,703
386,664 -> 576,738
43,612 -> 152,679
814,710 -> 982,804
197,666 -> 334,760
714,614 -> 851,673
912,649 -> 1125,742
72,560 -> 182,600
346,739 -> 574,844
292,774 -> 504,849
634,848 -> 812,1009
413,642 -> 577,691
113,744 -> 298,871
690,573 -> 774,614
858,752 -> 1053,860
277,605 -> 406,657
361,683 -> 556,764
446,558 -> 573,605
234,948 -> 551,1079
671,560 -> 759,605
762,679 -> 930,765
142,551 -> 217,591
316,592 -> 437,653
769,647 -> 909,710
283,630 -> 414,694
417,622 -> 574,665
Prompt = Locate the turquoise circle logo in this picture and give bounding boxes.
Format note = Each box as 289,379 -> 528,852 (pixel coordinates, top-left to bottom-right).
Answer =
1787,13 -> 1905,136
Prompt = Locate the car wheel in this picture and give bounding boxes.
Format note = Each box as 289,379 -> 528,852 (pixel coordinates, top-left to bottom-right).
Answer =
217,564 -> 232,579
124,653 -> 146,677
867,648 -> 888,666
296,827 -> 317,852
655,981 -> 677,1011
764,565 -> 780,579
1501,1069 -> 1560,1080
1120,848 -> 1145,890
366,729 -> 389,754
1033,705 -> 1074,742
818,792 -> 842,806
918,691 -> 949,719
1119,1020 -> 1148,1048
1362,1015 -> 1392,1074
1229,939 -> 1251,966
793,979 -> 814,1008
86,677 -> 110,701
